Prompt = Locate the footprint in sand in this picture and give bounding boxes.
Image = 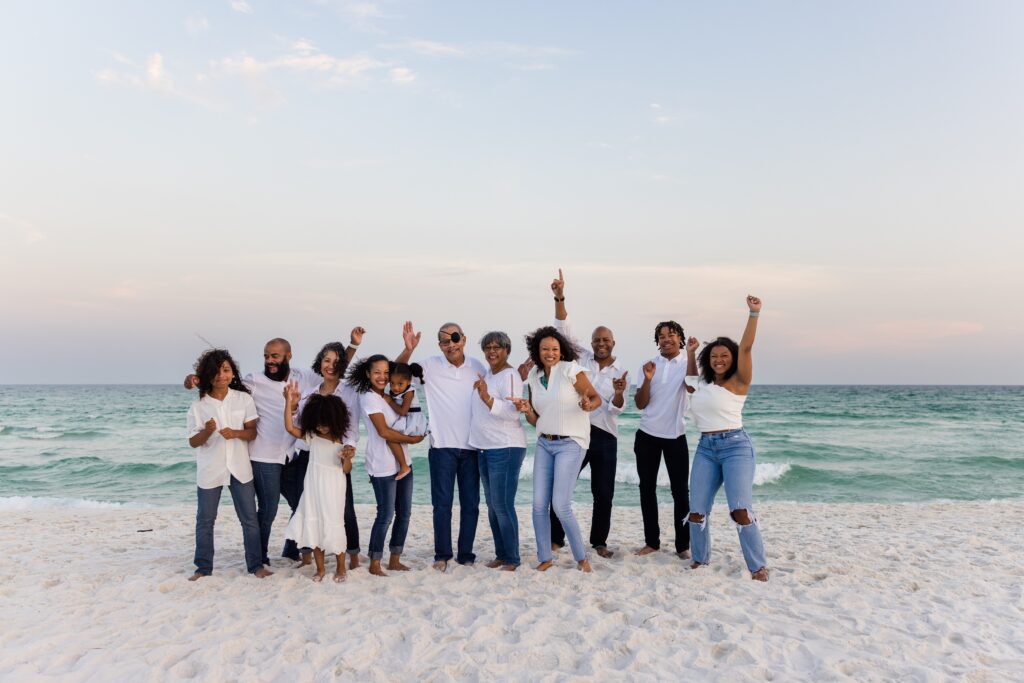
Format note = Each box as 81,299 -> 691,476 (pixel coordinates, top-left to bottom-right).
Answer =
42,578 -> 61,588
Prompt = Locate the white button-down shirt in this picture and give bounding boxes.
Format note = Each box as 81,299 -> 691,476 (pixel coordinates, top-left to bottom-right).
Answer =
468,366 -> 527,450
636,353 -> 688,439
553,317 -> 626,438
419,355 -> 487,450
244,367 -> 318,464
187,389 -> 259,488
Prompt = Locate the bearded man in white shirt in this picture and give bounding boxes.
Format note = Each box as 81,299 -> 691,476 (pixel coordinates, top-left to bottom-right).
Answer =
396,321 -> 487,571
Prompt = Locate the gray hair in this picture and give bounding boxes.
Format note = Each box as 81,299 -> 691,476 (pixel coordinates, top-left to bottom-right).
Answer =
437,322 -> 464,337
479,330 -> 512,353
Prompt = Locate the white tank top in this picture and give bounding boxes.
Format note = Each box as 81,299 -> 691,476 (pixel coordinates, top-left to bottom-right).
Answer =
685,376 -> 746,433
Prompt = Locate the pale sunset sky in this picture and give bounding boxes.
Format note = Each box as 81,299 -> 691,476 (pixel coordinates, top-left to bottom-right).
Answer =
1,1 -> 1021,384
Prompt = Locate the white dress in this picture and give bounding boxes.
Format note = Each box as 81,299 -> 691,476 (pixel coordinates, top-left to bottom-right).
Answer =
389,387 -> 428,436
284,434 -> 347,555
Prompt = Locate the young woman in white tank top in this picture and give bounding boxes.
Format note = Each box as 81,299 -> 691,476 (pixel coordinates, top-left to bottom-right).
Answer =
683,295 -> 769,581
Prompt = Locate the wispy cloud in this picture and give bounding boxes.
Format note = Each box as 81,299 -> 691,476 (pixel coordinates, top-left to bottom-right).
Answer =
229,0 -> 253,14
185,15 -> 210,36
95,53 -> 216,107
0,213 -> 45,246
649,102 -> 672,125
382,39 -> 574,70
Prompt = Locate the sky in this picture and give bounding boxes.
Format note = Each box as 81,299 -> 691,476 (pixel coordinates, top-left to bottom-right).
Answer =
1,1 -> 1022,384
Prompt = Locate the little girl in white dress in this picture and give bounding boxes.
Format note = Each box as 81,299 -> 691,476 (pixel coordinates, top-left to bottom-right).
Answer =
283,386 -> 354,583
382,363 -> 428,480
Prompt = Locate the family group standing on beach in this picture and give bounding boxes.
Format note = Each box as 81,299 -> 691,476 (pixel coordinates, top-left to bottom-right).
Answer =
184,271 -> 769,584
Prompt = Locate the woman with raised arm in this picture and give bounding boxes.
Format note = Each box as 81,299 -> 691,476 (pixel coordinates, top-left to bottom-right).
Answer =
684,295 -> 769,581
511,327 -> 602,573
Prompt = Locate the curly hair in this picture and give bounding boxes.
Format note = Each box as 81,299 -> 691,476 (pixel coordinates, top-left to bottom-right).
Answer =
345,354 -> 390,393
311,341 -> 348,377
298,393 -> 350,443
698,337 -> 740,384
193,348 -> 251,398
524,326 -> 580,368
653,320 -> 684,344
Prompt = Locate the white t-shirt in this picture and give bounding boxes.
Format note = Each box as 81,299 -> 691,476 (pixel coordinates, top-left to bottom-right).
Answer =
527,360 -> 592,450
244,367 -> 318,464
468,367 -> 527,450
636,353 -> 688,439
418,355 -> 487,450
360,391 -> 404,477
298,381 -> 360,449
187,389 -> 259,489
553,317 -> 627,437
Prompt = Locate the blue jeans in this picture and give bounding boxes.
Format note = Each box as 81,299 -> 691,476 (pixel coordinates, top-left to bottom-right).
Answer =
251,461 -> 283,565
194,476 -> 262,575
688,429 -> 768,574
532,437 -> 587,563
368,471 -> 413,561
428,447 -> 480,564
478,447 -> 526,566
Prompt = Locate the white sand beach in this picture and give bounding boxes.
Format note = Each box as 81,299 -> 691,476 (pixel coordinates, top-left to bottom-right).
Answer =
1,501 -> 1021,682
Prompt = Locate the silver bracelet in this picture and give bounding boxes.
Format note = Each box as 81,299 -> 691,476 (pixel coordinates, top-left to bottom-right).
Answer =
749,311 -> 760,318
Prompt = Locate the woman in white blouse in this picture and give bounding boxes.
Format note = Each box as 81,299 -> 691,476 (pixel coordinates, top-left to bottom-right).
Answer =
512,326 -> 602,572
469,331 -> 527,570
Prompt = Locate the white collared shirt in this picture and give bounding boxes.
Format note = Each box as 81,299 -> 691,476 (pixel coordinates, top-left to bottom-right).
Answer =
553,317 -> 626,437
187,389 -> 259,489
527,361 -> 592,450
299,381 -> 360,449
359,391 -> 403,477
636,353 -> 688,438
418,354 -> 487,450
469,366 -> 527,450
244,367 -> 319,464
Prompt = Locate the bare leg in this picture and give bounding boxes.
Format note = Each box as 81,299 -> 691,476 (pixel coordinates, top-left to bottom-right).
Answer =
297,550 -> 312,567
312,548 -> 326,582
348,551 -> 360,570
333,554 -> 347,583
369,559 -> 388,577
387,553 -> 410,571
387,442 -> 412,480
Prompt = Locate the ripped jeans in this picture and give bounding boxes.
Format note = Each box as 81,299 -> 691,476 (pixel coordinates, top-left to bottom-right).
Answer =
688,429 -> 767,573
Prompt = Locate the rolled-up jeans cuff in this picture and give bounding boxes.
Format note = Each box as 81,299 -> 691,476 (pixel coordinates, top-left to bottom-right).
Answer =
347,546 -> 361,555
368,551 -> 384,561
389,545 -> 404,556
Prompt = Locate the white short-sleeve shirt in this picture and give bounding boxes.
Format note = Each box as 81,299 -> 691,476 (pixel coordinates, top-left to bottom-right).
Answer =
360,391 -> 404,477
418,355 -> 487,450
527,360 -> 592,450
187,389 -> 259,488
636,353 -> 688,439
244,367 -> 318,464
469,366 -> 527,450
553,317 -> 627,437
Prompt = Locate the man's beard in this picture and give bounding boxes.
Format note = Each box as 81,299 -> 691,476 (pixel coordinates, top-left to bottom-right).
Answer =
264,360 -> 290,382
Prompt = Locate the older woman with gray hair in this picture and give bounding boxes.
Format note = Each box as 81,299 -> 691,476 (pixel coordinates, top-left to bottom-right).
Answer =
469,331 -> 528,570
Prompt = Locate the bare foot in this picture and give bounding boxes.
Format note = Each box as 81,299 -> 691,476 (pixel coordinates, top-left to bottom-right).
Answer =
396,465 -> 412,480
253,567 -> 273,579
348,553 -> 360,570
432,560 -> 448,572
690,562 -> 703,570
387,556 -> 410,571
578,559 -> 593,573
751,568 -> 769,582
369,561 -> 388,577
551,543 -> 560,553
595,547 -> 614,559
188,572 -> 206,582
535,561 -> 553,572
312,571 -> 325,583
676,550 -> 691,560
333,571 -> 347,583
501,564 -> 517,572
634,546 -> 658,556
296,553 -> 312,568
485,559 -> 506,569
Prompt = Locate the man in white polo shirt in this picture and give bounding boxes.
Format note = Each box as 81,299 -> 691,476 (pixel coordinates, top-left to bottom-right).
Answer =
396,321 -> 487,571
634,320 -> 691,559
547,270 -> 628,559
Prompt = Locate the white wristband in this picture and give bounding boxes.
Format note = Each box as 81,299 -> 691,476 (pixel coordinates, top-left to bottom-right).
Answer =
749,311 -> 760,318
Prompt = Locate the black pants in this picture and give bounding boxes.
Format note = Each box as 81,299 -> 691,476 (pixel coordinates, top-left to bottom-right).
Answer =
281,450 -> 360,558
633,429 -> 690,552
551,426 -> 617,549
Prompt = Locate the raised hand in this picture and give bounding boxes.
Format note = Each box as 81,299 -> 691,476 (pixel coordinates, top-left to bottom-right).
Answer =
517,358 -> 535,381
508,397 -> 534,415
184,374 -> 199,390
612,371 -> 628,396
642,361 -> 656,382
551,268 -> 565,298
283,380 -> 301,406
747,295 -> 762,312
686,336 -> 700,354
350,326 -> 366,346
402,321 -> 421,352
473,373 -> 491,403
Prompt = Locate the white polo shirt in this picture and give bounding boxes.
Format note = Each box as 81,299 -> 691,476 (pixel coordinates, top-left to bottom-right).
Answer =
636,353 -> 688,439
360,391 -> 403,477
187,389 -> 259,489
553,317 -> 627,438
245,367 -> 319,465
419,354 -> 487,450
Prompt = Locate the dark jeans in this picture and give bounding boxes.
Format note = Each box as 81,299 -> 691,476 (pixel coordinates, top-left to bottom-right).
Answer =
251,460 -> 283,565
281,450 -> 360,559
551,426 -> 617,549
634,429 -> 690,553
479,447 -> 526,566
194,476 -> 262,575
368,471 -> 413,561
428,447 -> 480,564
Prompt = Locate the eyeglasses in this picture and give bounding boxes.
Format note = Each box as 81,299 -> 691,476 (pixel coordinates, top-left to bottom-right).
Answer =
438,331 -> 462,346
482,344 -> 505,352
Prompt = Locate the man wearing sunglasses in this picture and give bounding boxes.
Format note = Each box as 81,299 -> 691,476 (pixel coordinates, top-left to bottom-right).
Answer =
396,321 -> 487,571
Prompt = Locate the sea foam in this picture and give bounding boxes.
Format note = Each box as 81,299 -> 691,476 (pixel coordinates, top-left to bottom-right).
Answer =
0,496 -> 155,511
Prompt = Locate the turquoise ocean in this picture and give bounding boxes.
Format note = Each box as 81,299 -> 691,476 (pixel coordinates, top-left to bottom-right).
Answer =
1,385 -> 1022,509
